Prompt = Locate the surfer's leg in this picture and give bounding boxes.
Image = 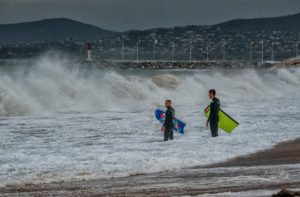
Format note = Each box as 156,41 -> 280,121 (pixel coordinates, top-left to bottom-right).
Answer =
214,124 -> 219,137
164,128 -> 170,141
210,121 -> 218,137
169,129 -> 174,140
216,121 -> 219,137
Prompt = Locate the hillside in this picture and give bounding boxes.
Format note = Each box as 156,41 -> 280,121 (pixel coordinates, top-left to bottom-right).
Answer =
0,18 -> 119,44
215,13 -> 300,32
1,13 -> 300,44
1,13 -> 300,60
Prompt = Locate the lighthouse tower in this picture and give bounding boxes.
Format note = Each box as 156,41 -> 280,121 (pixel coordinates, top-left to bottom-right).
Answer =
86,43 -> 92,61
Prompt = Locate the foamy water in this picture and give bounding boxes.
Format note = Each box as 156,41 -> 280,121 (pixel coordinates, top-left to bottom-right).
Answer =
0,54 -> 300,186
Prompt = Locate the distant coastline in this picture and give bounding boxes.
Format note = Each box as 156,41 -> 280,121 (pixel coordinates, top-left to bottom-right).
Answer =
1,13 -> 300,61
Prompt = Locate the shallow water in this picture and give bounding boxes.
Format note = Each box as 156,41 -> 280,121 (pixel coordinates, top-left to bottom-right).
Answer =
0,55 -> 300,186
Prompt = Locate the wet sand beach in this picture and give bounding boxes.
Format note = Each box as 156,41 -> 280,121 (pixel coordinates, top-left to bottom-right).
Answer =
1,139 -> 300,197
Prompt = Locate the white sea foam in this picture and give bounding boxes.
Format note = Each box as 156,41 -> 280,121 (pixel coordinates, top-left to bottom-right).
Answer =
0,54 -> 300,116
0,54 -> 299,186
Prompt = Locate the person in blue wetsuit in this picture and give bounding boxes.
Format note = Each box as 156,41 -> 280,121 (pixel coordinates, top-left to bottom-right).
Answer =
161,99 -> 175,141
206,89 -> 220,137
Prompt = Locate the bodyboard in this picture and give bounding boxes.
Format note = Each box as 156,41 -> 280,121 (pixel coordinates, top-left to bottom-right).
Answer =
204,106 -> 239,134
155,109 -> 186,134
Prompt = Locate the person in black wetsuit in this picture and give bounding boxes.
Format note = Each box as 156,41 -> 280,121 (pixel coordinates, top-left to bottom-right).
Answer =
206,89 -> 220,137
161,99 -> 175,141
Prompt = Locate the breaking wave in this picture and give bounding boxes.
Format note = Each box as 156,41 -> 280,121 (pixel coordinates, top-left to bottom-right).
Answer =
0,54 -> 300,116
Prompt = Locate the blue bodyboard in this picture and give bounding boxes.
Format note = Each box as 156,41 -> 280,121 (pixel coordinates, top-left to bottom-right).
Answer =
155,109 -> 186,134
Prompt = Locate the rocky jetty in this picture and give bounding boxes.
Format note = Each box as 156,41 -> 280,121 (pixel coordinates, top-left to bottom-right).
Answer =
82,60 -> 269,69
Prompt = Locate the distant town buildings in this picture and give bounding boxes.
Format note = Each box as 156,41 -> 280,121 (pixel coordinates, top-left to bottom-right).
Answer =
1,27 -> 299,62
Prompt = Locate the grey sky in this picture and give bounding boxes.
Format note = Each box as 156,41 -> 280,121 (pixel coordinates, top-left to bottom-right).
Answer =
0,0 -> 300,31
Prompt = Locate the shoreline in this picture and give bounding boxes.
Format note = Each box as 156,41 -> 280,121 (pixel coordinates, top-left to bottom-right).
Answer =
207,138 -> 300,168
1,138 -> 300,196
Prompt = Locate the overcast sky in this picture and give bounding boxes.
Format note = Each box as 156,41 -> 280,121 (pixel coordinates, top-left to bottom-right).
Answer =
0,0 -> 300,31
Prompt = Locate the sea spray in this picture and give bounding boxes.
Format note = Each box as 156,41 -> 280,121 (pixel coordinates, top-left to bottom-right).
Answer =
0,54 -> 299,116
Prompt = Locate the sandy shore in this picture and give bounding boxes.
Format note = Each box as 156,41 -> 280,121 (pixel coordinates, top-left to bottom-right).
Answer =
1,139 -> 300,197
209,138 -> 300,167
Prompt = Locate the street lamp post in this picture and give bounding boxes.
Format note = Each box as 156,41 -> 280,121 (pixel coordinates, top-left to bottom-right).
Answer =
261,40 -> 264,62
250,41 -> 253,62
223,40 -> 226,61
153,37 -> 158,61
189,39 -> 192,62
206,42 -> 209,62
97,39 -> 102,60
172,40 -> 175,62
136,37 -> 140,61
296,42 -> 299,57
122,36 -> 125,62
271,42 -> 275,61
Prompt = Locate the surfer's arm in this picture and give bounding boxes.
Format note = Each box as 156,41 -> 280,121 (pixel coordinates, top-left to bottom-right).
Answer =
206,116 -> 211,127
163,109 -> 173,127
163,116 -> 171,126
207,113 -> 211,123
207,101 -> 217,123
